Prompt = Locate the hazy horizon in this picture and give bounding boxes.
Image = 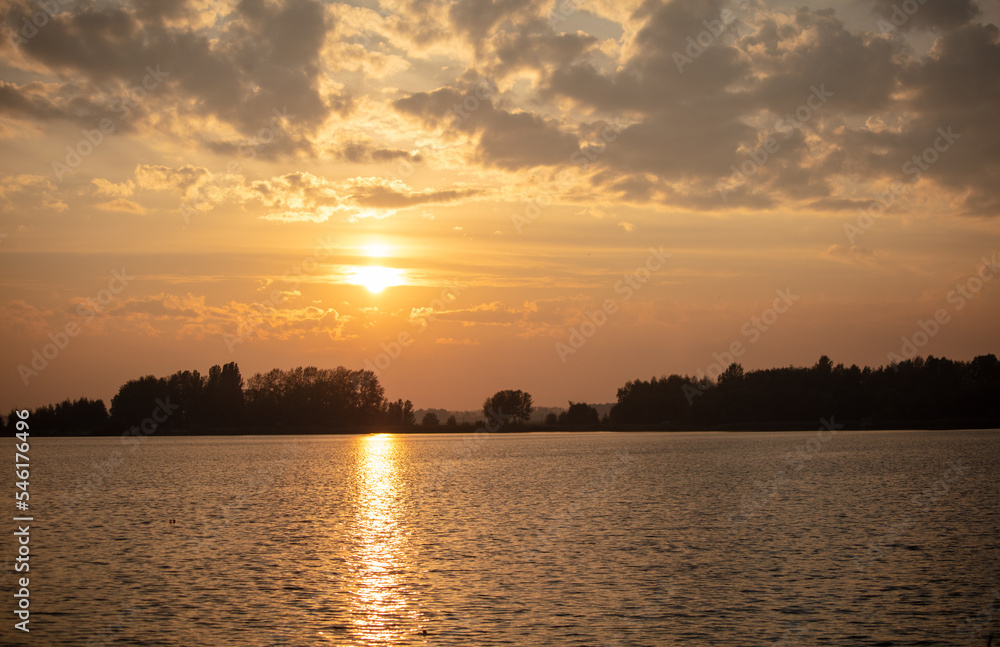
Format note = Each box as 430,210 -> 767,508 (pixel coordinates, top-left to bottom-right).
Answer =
2,0 -> 999,413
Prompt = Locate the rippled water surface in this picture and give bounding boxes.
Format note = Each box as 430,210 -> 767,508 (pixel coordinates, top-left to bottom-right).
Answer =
3,430 -> 999,646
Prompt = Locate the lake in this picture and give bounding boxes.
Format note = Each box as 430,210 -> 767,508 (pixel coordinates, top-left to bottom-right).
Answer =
3,429 -> 999,646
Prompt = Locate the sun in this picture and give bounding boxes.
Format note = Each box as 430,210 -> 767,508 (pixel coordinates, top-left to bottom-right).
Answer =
348,266 -> 405,293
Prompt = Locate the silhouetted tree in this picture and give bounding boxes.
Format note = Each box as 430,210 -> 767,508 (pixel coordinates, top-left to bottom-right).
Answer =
422,412 -> 440,427
384,399 -> 415,426
446,415 -> 458,427
559,401 -> 600,426
244,366 -> 386,427
110,376 -> 170,431
717,363 -> 744,387
166,369 -> 205,428
204,362 -> 245,425
21,352 -> 1000,435
610,375 -> 698,425
29,398 -> 108,434
244,368 -> 285,426
483,389 -> 533,426
544,412 -> 558,426
610,354 -> 1000,427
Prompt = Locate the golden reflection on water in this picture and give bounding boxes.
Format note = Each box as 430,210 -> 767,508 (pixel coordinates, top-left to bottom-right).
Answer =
341,433 -> 416,644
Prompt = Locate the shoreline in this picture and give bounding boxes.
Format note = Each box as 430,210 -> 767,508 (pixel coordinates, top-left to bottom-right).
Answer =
28,418 -> 1000,437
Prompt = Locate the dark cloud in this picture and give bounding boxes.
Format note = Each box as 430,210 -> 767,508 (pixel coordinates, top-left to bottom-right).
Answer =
543,0 -> 758,187
750,9 -> 902,115
130,0 -> 191,22
350,183 -> 481,208
2,0 -> 996,218
0,81 -> 93,122
337,142 -> 423,164
901,22 -> 1000,115
449,0 -> 538,45
3,0 -> 336,146
548,0 -> 750,112
487,18 -> 598,77
395,85 -> 580,169
542,0 -> 994,212
809,198 -> 873,211
203,133 -> 316,161
872,0 -> 981,32
899,22 -> 1000,215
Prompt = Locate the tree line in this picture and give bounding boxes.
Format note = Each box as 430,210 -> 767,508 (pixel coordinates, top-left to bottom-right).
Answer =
5,363 -> 416,435
607,354 -> 1000,428
4,353 -> 999,435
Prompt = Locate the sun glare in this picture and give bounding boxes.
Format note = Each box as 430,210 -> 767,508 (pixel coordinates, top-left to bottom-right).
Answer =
348,266 -> 405,293
363,243 -> 390,257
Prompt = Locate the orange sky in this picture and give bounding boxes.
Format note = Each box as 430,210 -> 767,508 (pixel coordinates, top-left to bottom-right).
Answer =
1,0 -> 998,412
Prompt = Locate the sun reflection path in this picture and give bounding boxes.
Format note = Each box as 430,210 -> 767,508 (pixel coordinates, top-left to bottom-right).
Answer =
341,434 -> 418,644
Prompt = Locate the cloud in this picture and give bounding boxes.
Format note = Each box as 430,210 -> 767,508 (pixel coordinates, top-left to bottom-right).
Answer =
0,174 -> 67,212
0,80 -> 124,128
825,243 -> 877,264
434,337 -> 480,345
808,197 -> 874,211
485,17 -> 599,77
427,301 -> 524,326
97,198 -> 145,214
134,164 -> 210,198
395,84 -> 581,169
449,0 -> 539,45
114,164 -> 483,222
2,0 -> 998,221
347,177 -> 482,209
871,0 -> 981,32
337,141 -> 423,164
2,0 -> 338,148
0,300 -> 53,334
57,291 -> 350,341
91,178 -> 135,197
529,0 -> 1000,215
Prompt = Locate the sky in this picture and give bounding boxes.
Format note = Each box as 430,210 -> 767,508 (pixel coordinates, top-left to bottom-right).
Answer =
0,0 -> 998,413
